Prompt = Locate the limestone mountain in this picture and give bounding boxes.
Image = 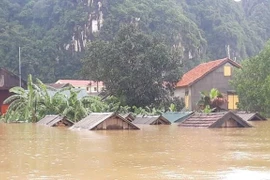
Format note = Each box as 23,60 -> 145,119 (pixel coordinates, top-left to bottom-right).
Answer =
0,0 -> 269,81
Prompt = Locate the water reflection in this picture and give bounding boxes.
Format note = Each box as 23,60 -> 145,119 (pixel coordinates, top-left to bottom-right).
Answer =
1,122 -> 270,179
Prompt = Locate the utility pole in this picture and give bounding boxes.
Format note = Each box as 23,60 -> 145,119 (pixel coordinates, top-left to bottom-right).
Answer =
226,44 -> 231,59
19,47 -> 21,87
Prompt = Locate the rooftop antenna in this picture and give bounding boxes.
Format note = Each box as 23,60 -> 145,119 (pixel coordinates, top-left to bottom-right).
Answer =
19,47 -> 21,87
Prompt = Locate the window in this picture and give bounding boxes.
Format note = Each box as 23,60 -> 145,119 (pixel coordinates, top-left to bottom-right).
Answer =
228,94 -> 239,110
94,87 -> 97,92
224,66 -> 231,76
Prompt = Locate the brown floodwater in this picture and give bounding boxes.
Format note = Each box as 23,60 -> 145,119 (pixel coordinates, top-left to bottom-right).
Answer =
1,121 -> 270,180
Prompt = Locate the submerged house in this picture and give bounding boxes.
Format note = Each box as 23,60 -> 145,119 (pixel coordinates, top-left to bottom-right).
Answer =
175,58 -> 241,111
0,68 -> 26,115
179,111 -> 252,128
121,113 -> 135,122
132,115 -> 171,125
71,112 -> 140,130
236,112 -> 267,121
162,112 -> 194,123
37,115 -> 74,127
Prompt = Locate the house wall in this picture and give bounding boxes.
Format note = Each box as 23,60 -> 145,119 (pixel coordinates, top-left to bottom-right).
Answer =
220,118 -> 239,128
174,87 -> 192,110
190,63 -> 237,111
0,90 -> 11,114
0,69 -> 24,90
0,67 -> 24,115
56,80 -> 104,93
54,119 -> 73,127
95,117 -> 135,130
87,83 -> 104,93
174,88 -> 185,98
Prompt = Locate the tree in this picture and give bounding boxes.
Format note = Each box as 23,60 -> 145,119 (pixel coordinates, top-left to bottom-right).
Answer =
82,24 -> 182,107
231,41 -> 270,116
3,74 -> 110,122
4,75 -> 41,122
1,0 -> 270,83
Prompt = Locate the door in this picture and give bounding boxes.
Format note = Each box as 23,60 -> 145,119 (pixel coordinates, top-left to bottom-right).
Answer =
228,94 -> 239,110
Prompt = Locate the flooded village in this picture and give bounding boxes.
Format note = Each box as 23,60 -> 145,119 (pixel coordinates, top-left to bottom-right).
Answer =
1,0 -> 270,179
1,57 -> 270,179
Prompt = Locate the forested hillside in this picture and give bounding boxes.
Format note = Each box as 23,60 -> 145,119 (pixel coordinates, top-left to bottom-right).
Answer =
0,0 -> 269,82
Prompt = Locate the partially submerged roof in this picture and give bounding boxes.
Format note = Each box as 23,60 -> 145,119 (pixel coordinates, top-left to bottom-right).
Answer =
176,58 -> 241,88
162,112 -> 194,123
120,113 -> 135,122
236,112 -> 267,121
132,115 -> 171,125
37,115 -> 74,127
71,112 -> 140,130
179,111 -> 252,128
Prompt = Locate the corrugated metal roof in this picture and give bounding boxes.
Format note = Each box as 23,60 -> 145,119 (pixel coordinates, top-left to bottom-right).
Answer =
37,115 -> 59,125
236,112 -> 267,121
71,112 -> 140,130
132,115 -> 171,125
162,112 -> 194,123
37,115 -> 73,127
120,113 -> 135,122
179,112 -> 252,128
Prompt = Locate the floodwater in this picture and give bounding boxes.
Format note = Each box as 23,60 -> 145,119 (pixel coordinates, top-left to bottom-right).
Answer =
1,121 -> 270,180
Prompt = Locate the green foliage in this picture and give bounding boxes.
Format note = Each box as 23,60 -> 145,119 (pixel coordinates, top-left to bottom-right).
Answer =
203,105 -> 212,113
0,0 -> 270,82
3,75 -> 109,122
3,74 -> 179,122
231,41 -> 270,116
82,24 -> 182,107
182,0 -> 264,60
197,88 -> 226,112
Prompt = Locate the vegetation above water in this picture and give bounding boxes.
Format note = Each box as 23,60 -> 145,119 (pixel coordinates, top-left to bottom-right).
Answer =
1,0 -> 270,118
231,41 -> 270,117
2,75 -> 184,123
82,24 -> 182,107
197,88 -> 227,113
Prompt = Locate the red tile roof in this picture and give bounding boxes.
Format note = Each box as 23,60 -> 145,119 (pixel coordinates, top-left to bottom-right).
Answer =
55,80 -> 104,87
176,58 -> 240,88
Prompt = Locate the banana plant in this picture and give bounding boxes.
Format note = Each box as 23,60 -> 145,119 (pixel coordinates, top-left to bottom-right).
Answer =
4,75 -> 41,122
